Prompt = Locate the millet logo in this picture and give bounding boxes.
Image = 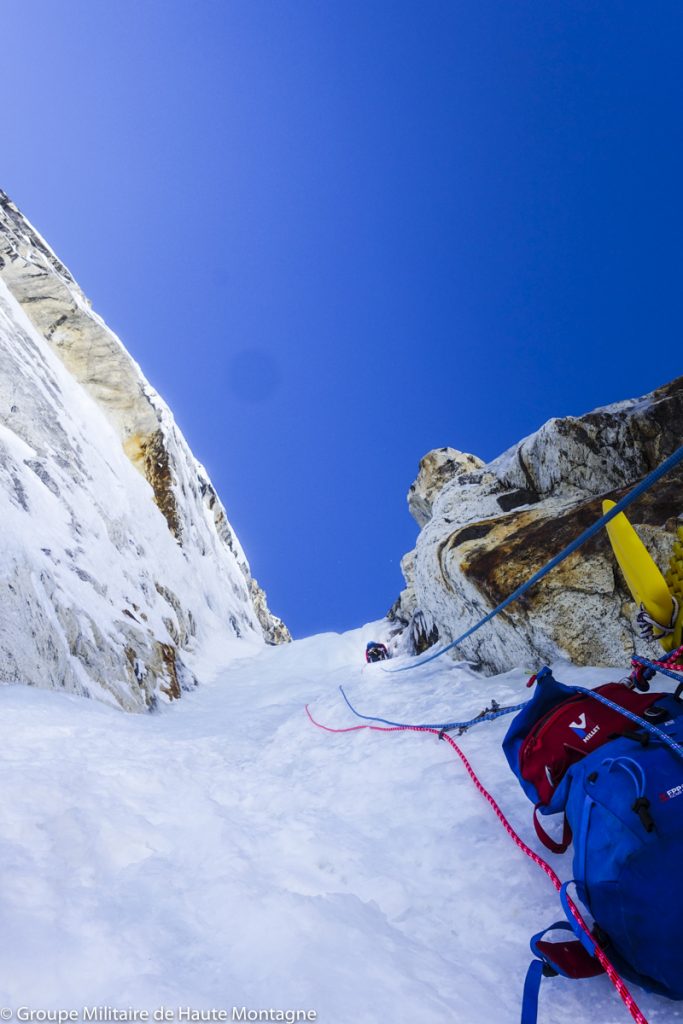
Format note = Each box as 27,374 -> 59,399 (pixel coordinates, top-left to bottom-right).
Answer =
569,714 -> 600,744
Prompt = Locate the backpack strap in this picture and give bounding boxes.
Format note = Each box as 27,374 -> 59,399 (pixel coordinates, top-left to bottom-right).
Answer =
521,922 -> 605,1024
533,804 -> 572,854
521,958 -> 546,1024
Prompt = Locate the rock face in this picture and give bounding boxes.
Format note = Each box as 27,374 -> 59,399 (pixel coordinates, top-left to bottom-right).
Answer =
408,448 -> 485,528
391,377 -> 683,672
0,190 -> 289,711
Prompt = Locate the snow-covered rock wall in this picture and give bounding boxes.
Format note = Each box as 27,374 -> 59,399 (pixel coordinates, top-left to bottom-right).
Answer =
0,190 -> 289,711
391,377 -> 683,671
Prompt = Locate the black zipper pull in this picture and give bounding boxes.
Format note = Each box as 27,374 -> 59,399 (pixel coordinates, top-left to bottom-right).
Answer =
632,797 -> 655,833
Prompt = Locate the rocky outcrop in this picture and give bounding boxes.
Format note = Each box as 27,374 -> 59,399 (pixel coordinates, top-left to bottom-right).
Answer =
408,448 -> 484,528
391,377 -> 683,672
248,578 -> 291,645
0,190 -> 289,711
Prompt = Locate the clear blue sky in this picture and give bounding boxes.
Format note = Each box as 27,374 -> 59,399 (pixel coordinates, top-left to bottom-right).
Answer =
3,2 -> 682,637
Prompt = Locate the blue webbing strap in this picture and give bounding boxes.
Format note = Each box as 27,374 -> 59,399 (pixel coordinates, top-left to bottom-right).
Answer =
521,958 -> 545,1024
560,882 -> 596,956
521,919 -> 608,1022
383,444 -> 683,674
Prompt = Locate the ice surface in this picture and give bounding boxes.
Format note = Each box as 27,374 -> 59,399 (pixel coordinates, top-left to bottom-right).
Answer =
0,626 -> 678,1024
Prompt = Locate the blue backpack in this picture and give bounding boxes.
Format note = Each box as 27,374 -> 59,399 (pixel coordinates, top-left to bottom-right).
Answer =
503,667 -> 683,1021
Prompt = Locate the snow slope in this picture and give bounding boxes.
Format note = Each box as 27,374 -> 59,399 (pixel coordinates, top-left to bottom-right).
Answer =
0,629 -> 679,1024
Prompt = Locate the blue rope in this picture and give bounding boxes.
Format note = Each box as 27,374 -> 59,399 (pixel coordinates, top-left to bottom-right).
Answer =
341,677 -> 683,752
384,443 -> 683,674
631,654 -> 683,686
339,685 -> 528,731
577,686 -> 683,763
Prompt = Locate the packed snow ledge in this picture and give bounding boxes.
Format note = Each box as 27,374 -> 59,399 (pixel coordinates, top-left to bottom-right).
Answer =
0,627 -> 680,1024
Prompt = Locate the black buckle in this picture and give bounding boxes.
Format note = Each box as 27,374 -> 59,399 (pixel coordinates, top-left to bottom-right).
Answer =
632,797 -> 655,833
643,705 -> 670,724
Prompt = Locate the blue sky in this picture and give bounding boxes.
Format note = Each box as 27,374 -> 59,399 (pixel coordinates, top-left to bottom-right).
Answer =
3,2 -> 682,637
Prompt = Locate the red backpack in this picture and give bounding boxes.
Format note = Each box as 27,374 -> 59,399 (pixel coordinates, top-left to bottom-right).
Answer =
507,674 -> 666,851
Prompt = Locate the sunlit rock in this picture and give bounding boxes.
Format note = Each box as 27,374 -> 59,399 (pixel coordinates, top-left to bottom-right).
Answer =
393,377 -> 683,671
0,190 -> 289,711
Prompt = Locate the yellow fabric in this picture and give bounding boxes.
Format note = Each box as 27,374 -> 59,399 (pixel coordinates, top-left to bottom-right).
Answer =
603,499 -> 676,650
664,522 -> 683,650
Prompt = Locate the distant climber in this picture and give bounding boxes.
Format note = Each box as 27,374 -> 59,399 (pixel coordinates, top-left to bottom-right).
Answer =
365,641 -> 390,663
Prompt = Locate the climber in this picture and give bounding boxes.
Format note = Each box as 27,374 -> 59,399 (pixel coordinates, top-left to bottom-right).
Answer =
365,641 -> 390,663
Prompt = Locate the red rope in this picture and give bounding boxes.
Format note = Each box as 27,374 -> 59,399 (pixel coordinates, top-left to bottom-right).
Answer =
305,704 -> 649,1024
645,645 -> 683,671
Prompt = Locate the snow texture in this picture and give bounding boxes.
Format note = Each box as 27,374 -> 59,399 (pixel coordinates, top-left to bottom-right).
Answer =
0,192 -> 288,711
0,625 -> 679,1024
0,274 -> 269,709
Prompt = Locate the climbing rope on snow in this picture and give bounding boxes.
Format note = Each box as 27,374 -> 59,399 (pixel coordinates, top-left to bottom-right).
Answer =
304,703 -> 649,1024
343,648 -> 683,753
383,443 -> 683,674
339,684 -> 528,732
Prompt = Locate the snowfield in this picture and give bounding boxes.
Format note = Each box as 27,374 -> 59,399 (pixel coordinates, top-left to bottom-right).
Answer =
0,627 -> 680,1024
